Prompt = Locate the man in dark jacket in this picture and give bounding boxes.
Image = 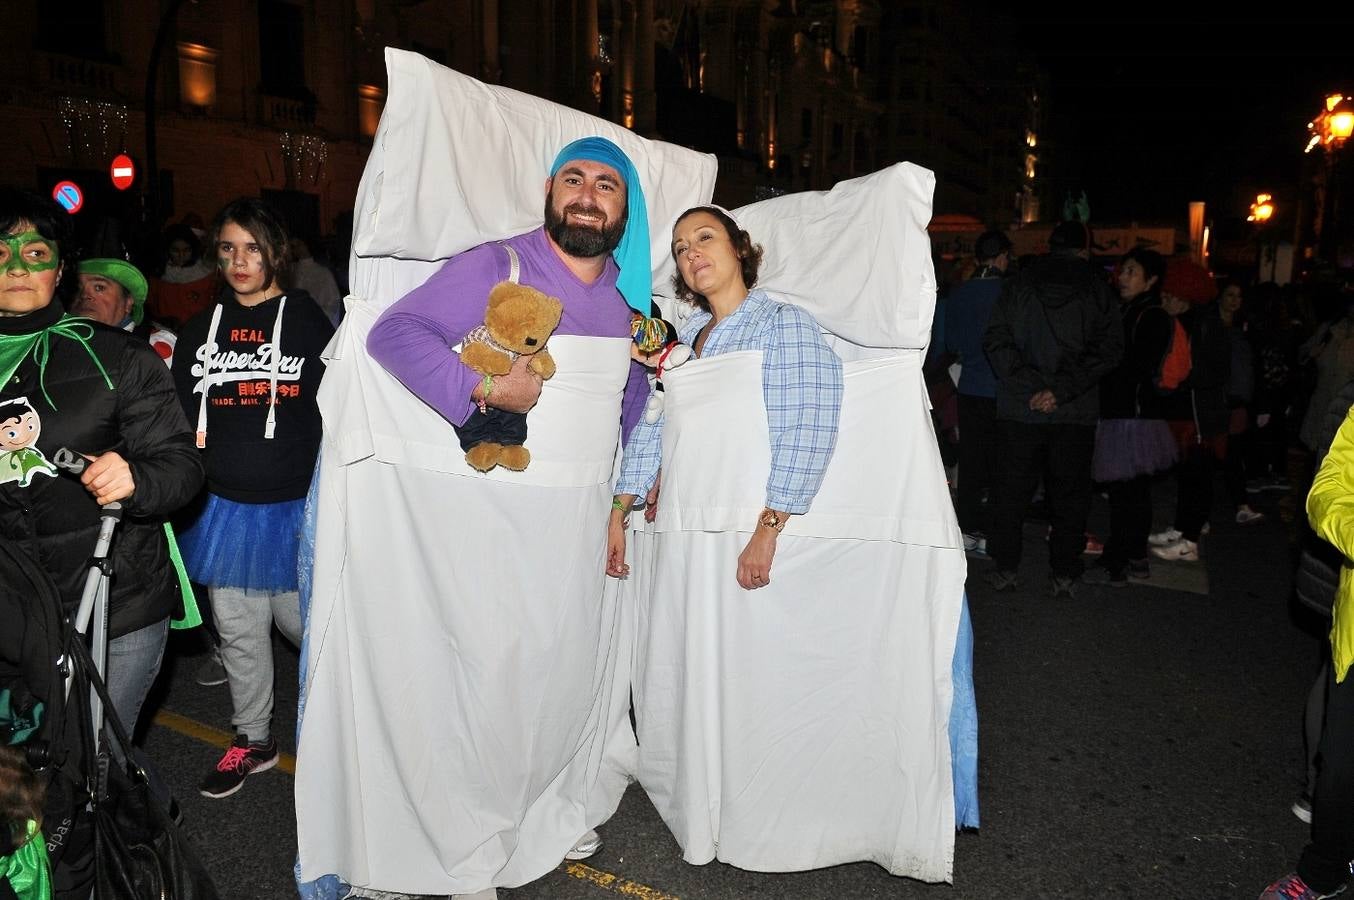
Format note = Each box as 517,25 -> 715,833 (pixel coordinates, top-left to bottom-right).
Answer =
942,229 -> 1012,552
982,221 -> 1124,597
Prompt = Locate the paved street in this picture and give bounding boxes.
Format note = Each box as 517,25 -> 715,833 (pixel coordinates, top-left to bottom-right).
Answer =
137,474 -> 1324,898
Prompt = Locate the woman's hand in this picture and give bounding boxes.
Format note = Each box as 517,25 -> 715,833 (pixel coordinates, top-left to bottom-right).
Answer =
606,516 -> 629,577
737,527 -> 778,590
80,451 -> 135,505
605,495 -> 635,578
630,344 -> 660,367
644,472 -> 662,523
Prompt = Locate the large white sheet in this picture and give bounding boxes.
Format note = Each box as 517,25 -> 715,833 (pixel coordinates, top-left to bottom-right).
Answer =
296,48 -> 719,895
654,165 -> 940,352
627,349 -> 965,879
354,48 -> 717,294
297,324 -> 636,893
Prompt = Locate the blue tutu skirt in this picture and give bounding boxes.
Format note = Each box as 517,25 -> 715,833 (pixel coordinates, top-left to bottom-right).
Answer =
1092,418 -> 1178,483
177,493 -> 305,592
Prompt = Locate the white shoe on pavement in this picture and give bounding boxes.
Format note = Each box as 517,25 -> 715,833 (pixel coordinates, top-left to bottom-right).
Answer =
1150,537 -> 1199,562
564,828 -> 602,861
1148,527 -> 1183,547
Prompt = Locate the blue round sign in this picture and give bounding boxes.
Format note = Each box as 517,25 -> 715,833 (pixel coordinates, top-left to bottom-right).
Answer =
52,181 -> 84,214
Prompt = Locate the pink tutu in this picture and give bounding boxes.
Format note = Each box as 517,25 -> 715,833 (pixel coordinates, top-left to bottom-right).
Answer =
1093,418 -> 1178,483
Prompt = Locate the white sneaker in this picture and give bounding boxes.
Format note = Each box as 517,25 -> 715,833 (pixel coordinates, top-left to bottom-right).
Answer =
1150,538 -> 1199,562
1236,505 -> 1266,525
564,828 -> 602,861
1148,528 -> 1183,547
962,532 -> 987,555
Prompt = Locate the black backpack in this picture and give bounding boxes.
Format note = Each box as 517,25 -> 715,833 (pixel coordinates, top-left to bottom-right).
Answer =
0,538 -> 220,899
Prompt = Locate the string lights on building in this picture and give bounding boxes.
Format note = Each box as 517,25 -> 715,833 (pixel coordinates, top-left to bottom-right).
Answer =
279,131 -> 329,186
56,96 -> 128,159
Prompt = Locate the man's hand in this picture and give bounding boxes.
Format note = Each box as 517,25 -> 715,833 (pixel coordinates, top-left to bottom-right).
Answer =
80,451 -> 135,505
472,353 -> 543,414
1029,389 -> 1057,414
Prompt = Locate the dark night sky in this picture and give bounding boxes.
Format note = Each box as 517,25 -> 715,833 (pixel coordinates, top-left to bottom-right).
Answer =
1016,9 -> 1354,230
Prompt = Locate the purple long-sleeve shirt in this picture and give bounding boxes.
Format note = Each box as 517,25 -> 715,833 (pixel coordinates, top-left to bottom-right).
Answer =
368,226 -> 648,442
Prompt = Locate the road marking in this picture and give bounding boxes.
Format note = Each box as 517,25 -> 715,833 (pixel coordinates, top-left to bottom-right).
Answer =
152,710 -> 677,897
152,709 -> 296,774
562,862 -> 680,899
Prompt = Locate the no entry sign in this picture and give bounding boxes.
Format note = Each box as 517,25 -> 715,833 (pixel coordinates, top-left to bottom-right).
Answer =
110,154 -> 136,190
52,181 -> 84,214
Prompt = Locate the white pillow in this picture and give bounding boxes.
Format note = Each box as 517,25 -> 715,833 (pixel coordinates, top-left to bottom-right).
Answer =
720,163 -> 938,350
354,47 -> 718,301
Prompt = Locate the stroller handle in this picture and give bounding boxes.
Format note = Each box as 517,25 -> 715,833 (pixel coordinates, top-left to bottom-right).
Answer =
52,447 -> 123,517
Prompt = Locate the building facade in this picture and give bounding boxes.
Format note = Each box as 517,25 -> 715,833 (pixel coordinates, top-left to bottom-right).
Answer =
7,0 -> 1046,266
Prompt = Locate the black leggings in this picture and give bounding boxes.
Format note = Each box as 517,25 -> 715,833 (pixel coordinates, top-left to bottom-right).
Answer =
1101,474 -> 1152,574
1298,660 -> 1354,892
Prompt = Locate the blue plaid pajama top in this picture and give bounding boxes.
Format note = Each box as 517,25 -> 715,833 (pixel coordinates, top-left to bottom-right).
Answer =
615,289 -> 843,514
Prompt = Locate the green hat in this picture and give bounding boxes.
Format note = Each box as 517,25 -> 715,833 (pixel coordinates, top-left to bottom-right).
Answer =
78,258 -> 149,324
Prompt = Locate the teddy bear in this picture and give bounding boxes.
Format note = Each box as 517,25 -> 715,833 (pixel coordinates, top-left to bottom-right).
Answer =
453,280 -> 563,472
630,310 -> 692,424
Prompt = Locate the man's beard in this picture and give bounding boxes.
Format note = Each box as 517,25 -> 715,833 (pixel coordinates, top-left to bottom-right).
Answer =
545,198 -> 627,258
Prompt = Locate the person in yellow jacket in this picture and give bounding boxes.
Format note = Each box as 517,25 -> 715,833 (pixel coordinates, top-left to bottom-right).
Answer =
1260,405 -> 1354,899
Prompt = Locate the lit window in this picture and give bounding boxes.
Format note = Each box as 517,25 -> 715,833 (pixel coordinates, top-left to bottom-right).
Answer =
357,84 -> 385,138
177,43 -> 219,109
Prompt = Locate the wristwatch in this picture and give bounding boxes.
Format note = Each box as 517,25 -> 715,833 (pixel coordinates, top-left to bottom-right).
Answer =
758,508 -> 788,533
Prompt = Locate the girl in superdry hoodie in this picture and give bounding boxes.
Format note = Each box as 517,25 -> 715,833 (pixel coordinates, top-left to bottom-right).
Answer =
170,197 -> 334,800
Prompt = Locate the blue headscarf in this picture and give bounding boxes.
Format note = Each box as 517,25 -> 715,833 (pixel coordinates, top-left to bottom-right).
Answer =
549,137 -> 651,314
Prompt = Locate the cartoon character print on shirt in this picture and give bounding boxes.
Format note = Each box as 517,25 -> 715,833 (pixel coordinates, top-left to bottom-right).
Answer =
190,324 -> 305,408
0,397 -> 57,487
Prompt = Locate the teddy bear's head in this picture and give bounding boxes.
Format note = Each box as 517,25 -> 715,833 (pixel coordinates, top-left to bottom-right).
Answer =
484,282 -> 564,354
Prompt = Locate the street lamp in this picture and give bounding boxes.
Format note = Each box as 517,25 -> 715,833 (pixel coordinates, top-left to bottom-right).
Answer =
1305,93 -> 1354,264
1249,193 -> 1275,223
1307,94 -> 1354,152
1250,193 -> 1278,281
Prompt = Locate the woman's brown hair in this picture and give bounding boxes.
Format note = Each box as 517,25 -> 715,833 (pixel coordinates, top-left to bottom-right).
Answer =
0,744 -> 45,855
208,196 -> 292,290
669,206 -> 763,312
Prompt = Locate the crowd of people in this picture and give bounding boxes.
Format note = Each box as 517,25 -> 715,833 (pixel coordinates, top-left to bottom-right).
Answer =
929,223 -> 1352,596
929,223 -> 1354,900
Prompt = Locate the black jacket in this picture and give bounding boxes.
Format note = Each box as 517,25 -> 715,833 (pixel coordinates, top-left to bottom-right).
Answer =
1165,302 -> 1231,438
0,301 -> 204,638
983,253 -> 1124,425
1099,292 -> 1176,420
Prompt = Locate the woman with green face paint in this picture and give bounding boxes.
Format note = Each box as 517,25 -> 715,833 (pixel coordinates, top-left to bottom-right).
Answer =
0,227 -> 63,318
0,187 -> 204,802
